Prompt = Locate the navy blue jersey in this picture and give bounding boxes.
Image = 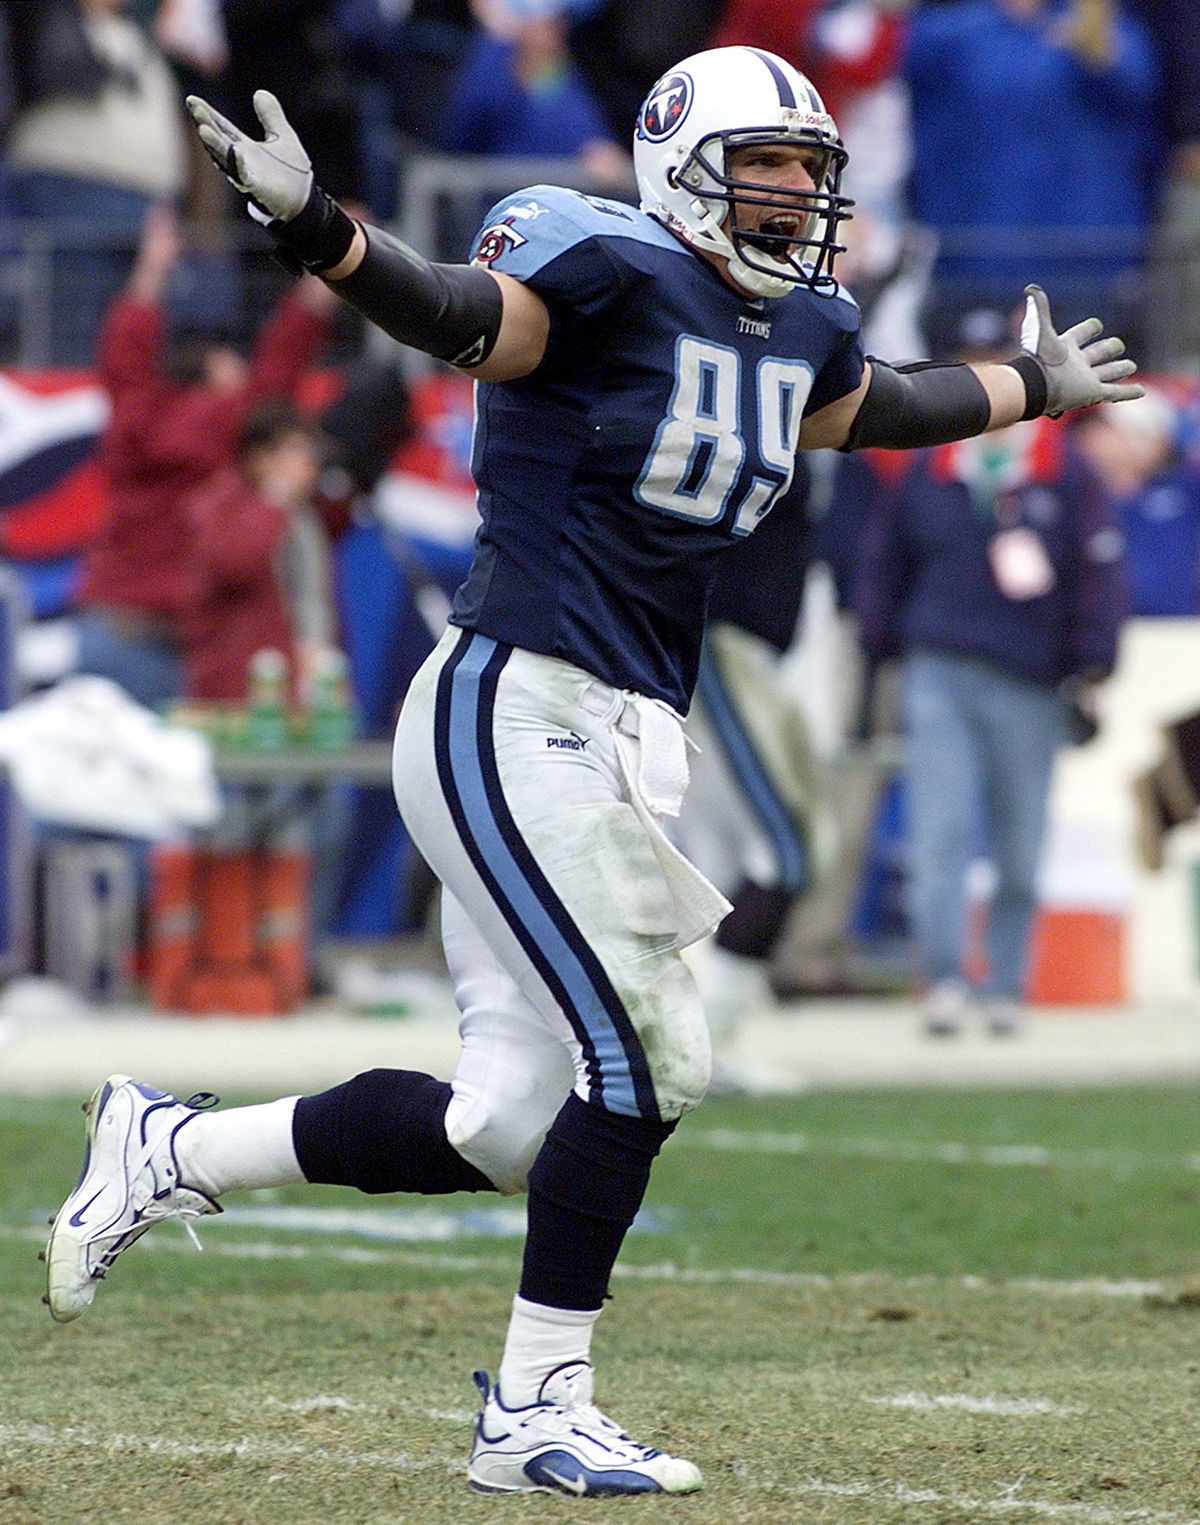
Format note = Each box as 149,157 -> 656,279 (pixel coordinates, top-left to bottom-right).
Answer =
449,185 -> 864,712
705,462 -> 812,655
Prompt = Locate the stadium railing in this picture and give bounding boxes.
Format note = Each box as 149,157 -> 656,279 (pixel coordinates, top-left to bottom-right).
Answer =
1,153 -> 1198,371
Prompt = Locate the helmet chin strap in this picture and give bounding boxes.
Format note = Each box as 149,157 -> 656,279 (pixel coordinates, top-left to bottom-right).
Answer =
663,194 -> 801,299
700,195 -> 798,299
726,252 -> 794,299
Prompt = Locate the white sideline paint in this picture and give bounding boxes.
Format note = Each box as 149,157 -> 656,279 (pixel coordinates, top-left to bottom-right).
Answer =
263,1395 -> 478,1424
0,1423 -> 1190,1524
176,1201 -> 661,1242
264,1395 -> 380,1414
1,1220 -> 1170,1297
0,1421 -> 456,1474
424,1406 -> 478,1424
863,1391 -> 1082,1417
692,1128 -> 1200,1174
221,1202 -> 530,1242
788,1478 -> 1191,1523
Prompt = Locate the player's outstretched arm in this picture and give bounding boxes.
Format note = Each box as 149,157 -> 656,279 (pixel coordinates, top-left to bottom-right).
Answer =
185,90 -> 548,381
801,284 -> 1145,452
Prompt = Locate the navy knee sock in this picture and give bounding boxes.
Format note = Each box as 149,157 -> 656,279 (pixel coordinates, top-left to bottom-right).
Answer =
520,1091 -> 677,1311
293,1068 -> 494,1195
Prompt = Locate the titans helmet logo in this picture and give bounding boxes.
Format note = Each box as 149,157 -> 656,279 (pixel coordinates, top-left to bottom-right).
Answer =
639,72 -> 693,142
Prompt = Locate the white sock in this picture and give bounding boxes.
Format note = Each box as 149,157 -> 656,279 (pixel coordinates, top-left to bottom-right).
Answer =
173,1097 -> 306,1198
497,1295 -> 601,1407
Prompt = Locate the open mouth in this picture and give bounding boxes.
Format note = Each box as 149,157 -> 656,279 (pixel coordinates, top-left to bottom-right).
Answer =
742,214 -> 804,255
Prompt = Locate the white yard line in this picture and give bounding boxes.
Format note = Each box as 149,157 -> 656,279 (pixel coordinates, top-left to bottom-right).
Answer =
215,1201 -> 531,1242
785,1477 -> 1195,1524
691,1128 -> 1200,1174
862,1391 -> 1083,1417
0,1422 -> 1191,1522
264,1395 -> 382,1414
0,1220 -> 1170,1298
0,1421 -> 457,1473
263,1395 -> 477,1424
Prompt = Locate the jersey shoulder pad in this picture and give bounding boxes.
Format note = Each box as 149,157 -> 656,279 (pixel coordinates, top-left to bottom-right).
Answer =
471,186 -> 673,280
791,271 -> 861,333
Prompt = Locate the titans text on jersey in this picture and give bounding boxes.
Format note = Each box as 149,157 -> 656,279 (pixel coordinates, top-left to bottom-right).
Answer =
450,185 -> 864,713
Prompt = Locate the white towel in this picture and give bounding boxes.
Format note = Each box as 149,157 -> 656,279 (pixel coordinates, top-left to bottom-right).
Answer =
613,693 -> 732,949
0,676 -> 221,839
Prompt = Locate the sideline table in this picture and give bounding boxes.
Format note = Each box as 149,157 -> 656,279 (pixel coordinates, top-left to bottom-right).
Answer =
209,739 -> 395,788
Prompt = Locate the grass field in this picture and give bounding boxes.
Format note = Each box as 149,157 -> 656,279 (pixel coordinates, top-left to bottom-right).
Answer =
4,1085 -> 1200,1524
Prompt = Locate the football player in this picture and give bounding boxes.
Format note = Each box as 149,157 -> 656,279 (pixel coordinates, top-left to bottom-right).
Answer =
44,45 -> 1143,1498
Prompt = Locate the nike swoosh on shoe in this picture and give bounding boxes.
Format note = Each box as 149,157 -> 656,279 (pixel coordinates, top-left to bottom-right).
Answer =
68,1189 -> 106,1228
539,1468 -> 588,1496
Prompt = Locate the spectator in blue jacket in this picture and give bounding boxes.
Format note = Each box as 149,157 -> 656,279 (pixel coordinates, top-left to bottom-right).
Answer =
440,0 -> 628,188
1132,0 -> 1200,369
856,308 -> 1127,1037
1073,385 -> 1200,616
432,0 -> 629,258
903,0 -> 1162,359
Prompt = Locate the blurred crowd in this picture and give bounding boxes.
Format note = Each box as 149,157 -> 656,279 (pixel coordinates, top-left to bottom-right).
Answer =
1,0 -> 1198,365
2,2 -> 1197,504
2,0 -> 1200,1032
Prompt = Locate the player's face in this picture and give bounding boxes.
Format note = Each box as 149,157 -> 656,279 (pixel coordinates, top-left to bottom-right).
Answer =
724,142 -> 823,251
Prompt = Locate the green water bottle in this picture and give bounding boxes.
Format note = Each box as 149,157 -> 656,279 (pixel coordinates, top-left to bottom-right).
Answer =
307,646 -> 356,750
245,647 -> 289,750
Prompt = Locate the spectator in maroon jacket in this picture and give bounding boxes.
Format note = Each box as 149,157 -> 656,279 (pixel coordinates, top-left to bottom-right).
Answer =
72,202 -> 337,710
180,397 -> 355,950
180,398 -> 349,706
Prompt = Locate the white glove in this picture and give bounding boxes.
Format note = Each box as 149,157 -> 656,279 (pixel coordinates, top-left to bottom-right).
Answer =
186,90 -> 313,222
1019,284 -> 1145,417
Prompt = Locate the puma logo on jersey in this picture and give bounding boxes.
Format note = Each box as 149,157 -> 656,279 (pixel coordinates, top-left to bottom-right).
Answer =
546,732 -> 589,751
737,315 -> 772,339
503,201 -> 550,221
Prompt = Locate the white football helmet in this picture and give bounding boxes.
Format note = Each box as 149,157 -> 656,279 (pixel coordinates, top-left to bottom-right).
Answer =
634,46 -> 852,299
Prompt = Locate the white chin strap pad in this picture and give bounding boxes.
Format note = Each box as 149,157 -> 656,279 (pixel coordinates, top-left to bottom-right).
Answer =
727,252 -> 794,299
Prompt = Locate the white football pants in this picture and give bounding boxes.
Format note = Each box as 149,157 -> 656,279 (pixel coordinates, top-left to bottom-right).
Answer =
392,628 -> 714,1194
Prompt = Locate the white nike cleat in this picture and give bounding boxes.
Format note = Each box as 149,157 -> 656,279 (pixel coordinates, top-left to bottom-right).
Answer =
467,1362 -> 702,1496
44,1074 -> 221,1323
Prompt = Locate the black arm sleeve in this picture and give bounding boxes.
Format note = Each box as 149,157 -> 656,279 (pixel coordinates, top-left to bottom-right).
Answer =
265,185 -> 506,369
839,358 -> 992,452
332,226 -> 505,369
